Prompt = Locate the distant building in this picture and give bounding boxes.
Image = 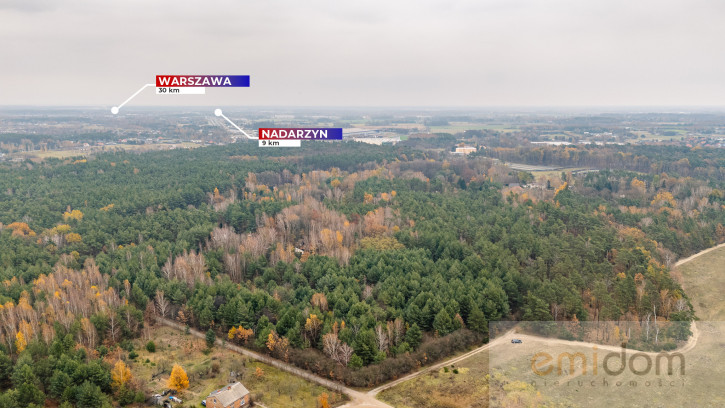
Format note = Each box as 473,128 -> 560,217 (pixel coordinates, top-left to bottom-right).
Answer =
454,146 -> 476,155
343,128 -> 379,138
204,382 -> 251,408
531,141 -> 572,146
352,137 -> 399,145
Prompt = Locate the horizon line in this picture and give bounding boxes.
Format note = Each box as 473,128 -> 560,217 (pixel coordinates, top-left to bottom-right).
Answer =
2,105 -> 725,112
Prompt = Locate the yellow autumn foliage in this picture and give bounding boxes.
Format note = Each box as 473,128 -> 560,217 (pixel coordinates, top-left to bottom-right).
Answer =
167,365 -> 189,391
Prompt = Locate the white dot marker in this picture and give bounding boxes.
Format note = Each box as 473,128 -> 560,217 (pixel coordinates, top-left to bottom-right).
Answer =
214,109 -> 223,117
111,106 -> 119,115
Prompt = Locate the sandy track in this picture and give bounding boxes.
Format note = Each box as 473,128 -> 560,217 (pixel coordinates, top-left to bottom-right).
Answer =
156,243 -> 718,407
367,332 -> 512,397
155,316 -> 393,408
674,242 -> 725,267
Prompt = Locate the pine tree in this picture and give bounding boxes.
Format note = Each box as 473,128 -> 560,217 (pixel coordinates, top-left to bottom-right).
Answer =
0,352 -> 11,388
467,308 -> 488,335
199,307 -> 214,329
76,381 -> 104,408
433,309 -> 454,336
405,324 -> 422,350
17,382 -> 45,407
205,329 -> 216,349
49,371 -> 71,398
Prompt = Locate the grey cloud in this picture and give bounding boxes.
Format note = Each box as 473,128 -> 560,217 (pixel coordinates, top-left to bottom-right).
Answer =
0,0 -> 724,107
0,0 -> 63,12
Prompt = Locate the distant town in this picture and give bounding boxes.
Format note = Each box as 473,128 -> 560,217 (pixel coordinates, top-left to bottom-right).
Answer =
2,108 -> 725,163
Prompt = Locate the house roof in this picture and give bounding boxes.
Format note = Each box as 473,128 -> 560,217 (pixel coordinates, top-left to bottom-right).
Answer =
207,382 -> 250,407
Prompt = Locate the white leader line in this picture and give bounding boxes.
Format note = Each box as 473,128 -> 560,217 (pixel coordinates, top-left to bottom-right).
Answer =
214,109 -> 255,140
111,83 -> 154,114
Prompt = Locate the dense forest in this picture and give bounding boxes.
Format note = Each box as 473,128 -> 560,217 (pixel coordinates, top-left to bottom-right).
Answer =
0,138 -> 719,404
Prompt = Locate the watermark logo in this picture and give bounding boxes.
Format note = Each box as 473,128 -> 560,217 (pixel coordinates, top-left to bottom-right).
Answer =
531,346 -> 685,377
487,321 -> 699,407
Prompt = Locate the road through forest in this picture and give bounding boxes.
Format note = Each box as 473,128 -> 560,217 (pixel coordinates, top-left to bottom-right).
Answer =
155,242 -> 719,407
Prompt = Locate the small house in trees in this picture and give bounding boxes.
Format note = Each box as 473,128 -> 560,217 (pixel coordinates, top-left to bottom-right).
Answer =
204,382 -> 251,408
151,395 -> 172,408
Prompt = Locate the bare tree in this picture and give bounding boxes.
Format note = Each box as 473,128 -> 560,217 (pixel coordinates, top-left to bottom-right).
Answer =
552,304 -> 562,321
210,225 -> 240,252
674,298 -> 688,313
155,290 -> 169,318
362,285 -> 373,300
80,317 -> 96,348
392,318 -> 405,346
322,332 -> 341,362
311,293 -> 328,312
644,312 -> 652,341
658,246 -> 676,268
224,252 -> 242,283
107,313 -> 120,344
187,250 -> 207,282
653,304 -> 660,344
161,257 -> 173,280
123,279 -> 131,298
375,325 -> 389,353
338,343 -> 353,367
124,306 -> 139,334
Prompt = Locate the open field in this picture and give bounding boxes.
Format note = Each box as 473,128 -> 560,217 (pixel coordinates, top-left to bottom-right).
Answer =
430,122 -> 519,134
377,347 -> 547,408
626,130 -> 683,142
378,350 -> 490,408
129,325 -> 344,408
677,243 -> 725,322
530,168 -> 592,180
353,123 -> 424,130
499,160 -> 591,179
380,244 -> 725,408
13,142 -> 202,160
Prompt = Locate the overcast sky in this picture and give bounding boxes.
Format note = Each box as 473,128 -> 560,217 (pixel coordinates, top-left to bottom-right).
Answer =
1,0 -> 724,107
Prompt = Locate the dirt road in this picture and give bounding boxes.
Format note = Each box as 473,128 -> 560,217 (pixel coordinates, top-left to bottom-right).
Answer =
155,243 -> 716,407
366,333 -> 511,397
155,316 -> 393,408
156,314 -> 511,407
674,242 -> 725,267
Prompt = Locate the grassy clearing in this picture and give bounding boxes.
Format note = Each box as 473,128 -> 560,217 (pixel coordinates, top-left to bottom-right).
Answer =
531,168 -> 588,179
486,337 -> 688,408
378,350 -> 548,408
676,245 -> 725,321
378,351 -> 490,408
490,245 -> 725,408
128,325 -> 344,407
24,149 -> 88,159
669,246 -> 725,407
381,246 -> 725,407
501,243 -> 725,408
626,130 -> 683,142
